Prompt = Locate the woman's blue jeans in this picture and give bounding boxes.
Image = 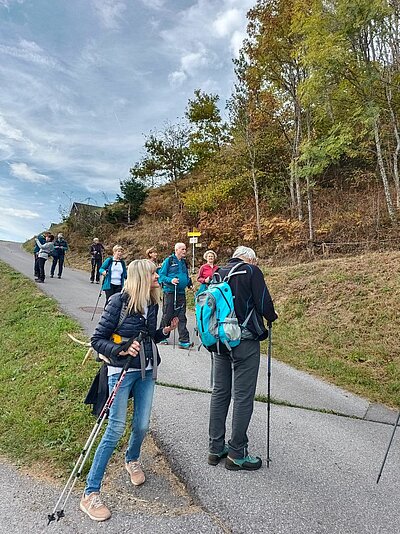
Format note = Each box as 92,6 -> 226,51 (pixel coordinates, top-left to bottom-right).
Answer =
85,369 -> 155,495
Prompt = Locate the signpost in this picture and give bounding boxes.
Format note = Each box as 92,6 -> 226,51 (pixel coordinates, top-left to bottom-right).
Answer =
187,228 -> 202,273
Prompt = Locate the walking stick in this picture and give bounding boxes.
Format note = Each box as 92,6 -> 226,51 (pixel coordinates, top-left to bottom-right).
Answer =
91,287 -> 103,321
173,284 -> 177,350
376,410 -> 400,483
267,324 -> 272,468
47,332 -> 144,524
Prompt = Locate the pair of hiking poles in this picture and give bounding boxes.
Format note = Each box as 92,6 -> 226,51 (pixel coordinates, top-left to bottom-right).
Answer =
47,332 -> 144,525
208,324 -> 273,468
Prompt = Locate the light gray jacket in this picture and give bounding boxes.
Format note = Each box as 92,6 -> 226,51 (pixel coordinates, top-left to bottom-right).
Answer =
35,238 -> 54,259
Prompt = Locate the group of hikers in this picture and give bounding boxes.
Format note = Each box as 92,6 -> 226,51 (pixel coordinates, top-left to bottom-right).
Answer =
33,232 -> 277,523
33,232 -> 68,282
81,242 -> 278,522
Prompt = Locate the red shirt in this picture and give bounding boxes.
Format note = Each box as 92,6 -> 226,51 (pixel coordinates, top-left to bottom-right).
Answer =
197,263 -> 218,284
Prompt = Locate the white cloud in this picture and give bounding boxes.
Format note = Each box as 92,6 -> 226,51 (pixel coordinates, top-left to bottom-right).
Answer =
230,30 -> 246,59
0,0 -> 25,8
0,115 -> 24,141
213,8 -> 242,38
138,0 -> 165,9
2,206 -> 40,219
168,70 -> 187,87
9,162 -> 51,183
91,0 -> 127,30
0,39 -> 63,70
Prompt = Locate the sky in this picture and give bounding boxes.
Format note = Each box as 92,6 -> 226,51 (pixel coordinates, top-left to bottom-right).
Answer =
0,0 -> 255,242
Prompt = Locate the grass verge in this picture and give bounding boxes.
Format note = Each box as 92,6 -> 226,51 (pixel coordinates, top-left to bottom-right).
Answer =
0,261 -> 100,478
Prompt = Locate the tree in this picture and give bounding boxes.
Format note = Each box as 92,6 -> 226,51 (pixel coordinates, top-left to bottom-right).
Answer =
116,175 -> 147,223
185,89 -> 230,166
294,0 -> 400,221
134,122 -> 194,193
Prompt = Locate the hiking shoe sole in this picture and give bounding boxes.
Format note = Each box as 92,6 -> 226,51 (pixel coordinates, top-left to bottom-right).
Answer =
225,456 -> 262,471
178,342 -> 194,349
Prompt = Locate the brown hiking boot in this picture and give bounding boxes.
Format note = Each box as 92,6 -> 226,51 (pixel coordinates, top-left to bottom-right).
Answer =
125,461 -> 145,486
80,492 -> 111,521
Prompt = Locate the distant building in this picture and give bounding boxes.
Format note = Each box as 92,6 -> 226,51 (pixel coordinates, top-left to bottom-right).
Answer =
69,202 -> 103,218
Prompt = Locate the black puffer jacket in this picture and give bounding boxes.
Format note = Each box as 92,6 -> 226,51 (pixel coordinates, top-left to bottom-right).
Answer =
91,292 -> 167,369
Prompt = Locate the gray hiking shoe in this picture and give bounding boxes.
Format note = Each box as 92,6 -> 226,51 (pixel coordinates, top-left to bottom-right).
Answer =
208,444 -> 229,466
80,492 -> 111,521
225,454 -> 262,471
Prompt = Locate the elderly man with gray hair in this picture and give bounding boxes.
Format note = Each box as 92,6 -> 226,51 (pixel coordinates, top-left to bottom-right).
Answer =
158,242 -> 193,349
208,245 -> 278,471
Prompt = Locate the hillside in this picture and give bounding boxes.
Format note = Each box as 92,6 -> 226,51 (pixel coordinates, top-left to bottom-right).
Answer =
24,226 -> 400,408
267,250 -> 400,408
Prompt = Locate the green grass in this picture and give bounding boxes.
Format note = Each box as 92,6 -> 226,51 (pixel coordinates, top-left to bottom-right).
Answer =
0,261 -> 100,477
263,251 -> 400,409
1,249 -> 400,479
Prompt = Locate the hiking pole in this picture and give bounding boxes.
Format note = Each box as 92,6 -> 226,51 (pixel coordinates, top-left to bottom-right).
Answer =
91,287 -> 102,321
266,324 -> 272,468
173,284 -> 177,350
47,332 -> 144,525
376,410 -> 400,484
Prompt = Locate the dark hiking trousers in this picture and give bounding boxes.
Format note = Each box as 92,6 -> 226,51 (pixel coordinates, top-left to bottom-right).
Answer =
104,284 -> 122,306
50,255 -> 64,277
34,253 -> 40,277
161,291 -> 190,343
209,339 -> 260,459
37,257 -> 47,282
90,257 -> 102,282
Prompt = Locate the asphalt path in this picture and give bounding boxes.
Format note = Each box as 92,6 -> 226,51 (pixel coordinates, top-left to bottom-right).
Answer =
0,241 -> 399,533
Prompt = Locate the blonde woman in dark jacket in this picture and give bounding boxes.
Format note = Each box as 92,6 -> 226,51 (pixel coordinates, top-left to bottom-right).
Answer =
80,259 -> 178,522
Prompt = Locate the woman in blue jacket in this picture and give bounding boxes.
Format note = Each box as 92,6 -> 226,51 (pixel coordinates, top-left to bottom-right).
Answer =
99,245 -> 127,305
80,259 -> 178,522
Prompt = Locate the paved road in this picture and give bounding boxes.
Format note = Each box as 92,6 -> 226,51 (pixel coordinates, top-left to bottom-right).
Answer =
0,241 -> 399,533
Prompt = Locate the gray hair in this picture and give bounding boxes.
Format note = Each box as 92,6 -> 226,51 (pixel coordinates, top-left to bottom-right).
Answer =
232,246 -> 256,261
175,242 -> 186,251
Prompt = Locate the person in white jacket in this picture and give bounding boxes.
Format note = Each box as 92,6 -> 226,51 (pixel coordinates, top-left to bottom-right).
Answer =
34,234 -> 55,283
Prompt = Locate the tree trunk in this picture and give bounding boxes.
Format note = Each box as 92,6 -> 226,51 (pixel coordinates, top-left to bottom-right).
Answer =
386,89 -> 400,208
373,117 -> 396,221
293,102 -> 303,221
252,166 -> 261,242
246,126 -> 262,242
127,203 -> 131,224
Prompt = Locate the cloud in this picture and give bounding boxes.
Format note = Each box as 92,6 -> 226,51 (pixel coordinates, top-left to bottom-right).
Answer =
138,0 -> 165,9
0,0 -> 25,8
212,8 -> 242,38
91,0 -> 127,30
9,162 -> 51,183
2,207 -> 40,219
0,39 -> 63,70
0,115 -> 24,141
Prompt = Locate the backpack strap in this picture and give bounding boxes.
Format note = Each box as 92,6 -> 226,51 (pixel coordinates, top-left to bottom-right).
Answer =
241,308 -> 254,328
224,262 -> 247,282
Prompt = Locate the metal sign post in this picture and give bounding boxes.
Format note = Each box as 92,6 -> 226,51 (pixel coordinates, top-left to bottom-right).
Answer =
187,229 -> 201,274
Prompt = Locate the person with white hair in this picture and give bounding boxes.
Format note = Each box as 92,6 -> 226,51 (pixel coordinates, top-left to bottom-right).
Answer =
158,242 -> 193,349
50,233 -> 68,279
208,245 -> 278,472
90,237 -> 105,283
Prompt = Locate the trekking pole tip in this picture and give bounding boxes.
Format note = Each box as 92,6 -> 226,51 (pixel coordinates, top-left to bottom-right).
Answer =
56,510 -> 65,521
47,513 -> 55,525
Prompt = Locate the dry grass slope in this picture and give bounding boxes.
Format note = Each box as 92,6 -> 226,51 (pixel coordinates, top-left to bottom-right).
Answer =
265,250 -> 400,408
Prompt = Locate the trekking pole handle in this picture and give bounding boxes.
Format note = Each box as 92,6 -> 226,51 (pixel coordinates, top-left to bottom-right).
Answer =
110,331 -> 145,360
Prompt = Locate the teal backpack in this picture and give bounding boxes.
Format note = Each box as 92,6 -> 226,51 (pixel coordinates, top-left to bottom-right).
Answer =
195,263 -> 248,354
